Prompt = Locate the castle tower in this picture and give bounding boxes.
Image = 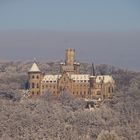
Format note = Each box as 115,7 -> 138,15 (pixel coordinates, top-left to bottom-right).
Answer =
65,48 -> 75,65
28,62 -> 42,96
60,48 -> 80,74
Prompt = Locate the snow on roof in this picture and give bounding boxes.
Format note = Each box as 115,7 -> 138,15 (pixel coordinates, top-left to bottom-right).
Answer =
70,74 -> 90,81
29,62 -> 40,72
95,75 -> 114,83
41,73 -> 114,84
42,75 -> 61,82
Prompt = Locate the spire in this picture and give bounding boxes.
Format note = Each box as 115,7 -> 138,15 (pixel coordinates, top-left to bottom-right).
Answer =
91,62 -> 96,76
29,62 -> 40,72
34,57 -> 37,63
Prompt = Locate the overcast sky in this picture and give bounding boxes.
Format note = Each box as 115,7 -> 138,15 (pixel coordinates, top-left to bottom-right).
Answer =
0,0 -> 140,71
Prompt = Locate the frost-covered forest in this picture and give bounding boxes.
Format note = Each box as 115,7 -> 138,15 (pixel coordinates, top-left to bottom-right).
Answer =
0,61 -> 140,140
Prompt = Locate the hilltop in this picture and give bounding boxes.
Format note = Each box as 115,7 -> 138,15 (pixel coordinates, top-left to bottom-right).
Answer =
0,61 -> 140,140
0,60 -> 139,93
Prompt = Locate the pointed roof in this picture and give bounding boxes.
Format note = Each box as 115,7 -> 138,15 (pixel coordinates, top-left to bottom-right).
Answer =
29,62 -> 40,72
91,62 -> 96,76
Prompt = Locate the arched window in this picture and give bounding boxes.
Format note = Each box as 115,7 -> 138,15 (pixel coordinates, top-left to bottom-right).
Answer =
97,91 -> 101,95
32,75 -> 35,79
37,83 -> 39,88
112,87 -> 114,93
108,87 -> 111,93
32,83 -> 35,88
36,75 -> 39,79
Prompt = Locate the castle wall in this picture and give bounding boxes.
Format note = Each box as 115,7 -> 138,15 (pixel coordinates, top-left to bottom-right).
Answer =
28,49 -> 115,99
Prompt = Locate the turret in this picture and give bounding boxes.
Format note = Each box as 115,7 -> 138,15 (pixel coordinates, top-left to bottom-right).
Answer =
91,62 -> 96,76
89,63 -> 96,98
74,62 -> 80,74
28,62 -> 42,96
90,62 -> 96,87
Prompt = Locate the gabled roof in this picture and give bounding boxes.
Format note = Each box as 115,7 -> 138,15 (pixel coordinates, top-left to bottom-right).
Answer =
41,74 -> 114,84
42,75 -> 61,82
29,62 -> 40,72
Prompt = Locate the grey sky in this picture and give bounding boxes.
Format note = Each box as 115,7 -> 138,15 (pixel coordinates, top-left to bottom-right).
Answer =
0,30 -> 140,71
0,1 -> 140,71
0,0 -> 140,31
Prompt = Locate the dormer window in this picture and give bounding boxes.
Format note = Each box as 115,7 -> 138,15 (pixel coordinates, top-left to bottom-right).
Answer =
99,77 -> 101,80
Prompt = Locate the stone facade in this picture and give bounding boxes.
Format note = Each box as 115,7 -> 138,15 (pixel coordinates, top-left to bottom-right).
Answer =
28,48 -> 115,99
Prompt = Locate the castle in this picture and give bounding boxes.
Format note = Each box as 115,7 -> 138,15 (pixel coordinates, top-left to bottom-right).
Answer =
28,49 -> 115,100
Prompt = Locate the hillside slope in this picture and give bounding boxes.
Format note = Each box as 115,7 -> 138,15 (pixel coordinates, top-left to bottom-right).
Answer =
0,61 -> 140,140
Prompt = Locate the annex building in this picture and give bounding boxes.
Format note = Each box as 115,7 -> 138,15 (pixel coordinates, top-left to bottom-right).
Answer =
28,48 -> 115,99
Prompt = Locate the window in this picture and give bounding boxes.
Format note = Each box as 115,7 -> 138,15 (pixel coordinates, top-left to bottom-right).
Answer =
112,87 -> 114,93
97,91 -> 101,95
32,75 -> 35,79
32,91 -> 34,95
37,83 -> 39,88
108,87 -> 111,93
36,75 -> 39,79
32,83 -> 35,88
37,92 -> 39,95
